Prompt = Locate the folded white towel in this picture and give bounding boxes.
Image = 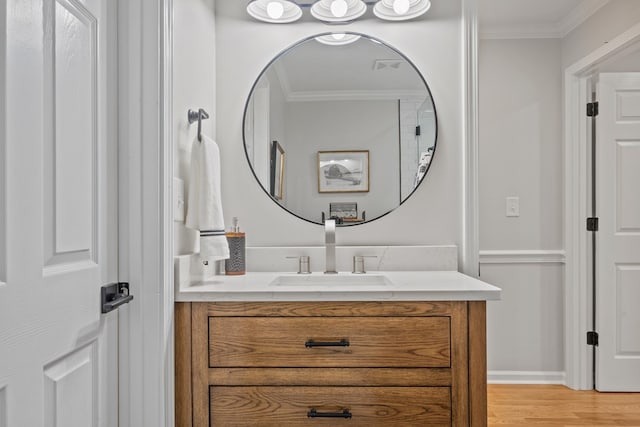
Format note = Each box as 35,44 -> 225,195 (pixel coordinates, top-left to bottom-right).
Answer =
185,134 -> 230,262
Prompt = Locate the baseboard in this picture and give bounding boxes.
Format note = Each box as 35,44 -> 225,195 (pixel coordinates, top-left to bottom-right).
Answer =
488,370 -> 566,385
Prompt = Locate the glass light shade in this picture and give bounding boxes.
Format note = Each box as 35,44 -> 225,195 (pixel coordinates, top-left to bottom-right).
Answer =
392,0 -> 410,15
267,1 -> 284,19
314,33 -> 362,46
330,0 -> 348,18
310,0 -> 366,22
246,0 -> 302,23
373,0 -> 431,21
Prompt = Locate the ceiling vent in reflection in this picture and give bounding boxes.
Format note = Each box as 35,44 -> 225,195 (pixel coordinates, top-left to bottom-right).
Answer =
373,59 -> 405,71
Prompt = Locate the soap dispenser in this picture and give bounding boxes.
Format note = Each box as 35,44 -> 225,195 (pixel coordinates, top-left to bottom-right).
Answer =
225,217 -> 246,275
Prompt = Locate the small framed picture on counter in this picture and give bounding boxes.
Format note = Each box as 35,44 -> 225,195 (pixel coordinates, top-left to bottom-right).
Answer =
329,202 -> 358,220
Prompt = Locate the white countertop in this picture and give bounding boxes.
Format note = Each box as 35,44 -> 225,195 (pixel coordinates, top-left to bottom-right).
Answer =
175,270 -> 501,302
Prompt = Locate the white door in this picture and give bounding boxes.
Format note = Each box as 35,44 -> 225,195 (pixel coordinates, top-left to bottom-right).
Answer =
0,0 -> 120,424
596,72 -> 640,391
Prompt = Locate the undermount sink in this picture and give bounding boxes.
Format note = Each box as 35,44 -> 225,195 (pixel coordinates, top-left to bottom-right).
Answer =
269,273 -> 393,287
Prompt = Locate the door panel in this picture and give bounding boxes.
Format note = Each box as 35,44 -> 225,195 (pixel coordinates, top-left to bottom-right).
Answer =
0,0 -> 118,424
44,344 -> 98,427
44,0 -> 97,269
616,91 -> 640,121
614,265 -> 640,354
615,141 -> 640,231
45,0 -> 96,264
597,73 -> 640,391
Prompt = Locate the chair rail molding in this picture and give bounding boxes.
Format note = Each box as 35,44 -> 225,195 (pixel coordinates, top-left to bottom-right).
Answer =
479,250 -> 566,265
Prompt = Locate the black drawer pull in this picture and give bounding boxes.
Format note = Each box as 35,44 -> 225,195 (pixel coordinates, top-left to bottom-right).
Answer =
307,408 -> 352,419
305,339 -> 350,348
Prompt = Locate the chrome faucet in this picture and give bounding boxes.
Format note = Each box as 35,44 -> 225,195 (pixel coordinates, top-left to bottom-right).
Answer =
324,219 -> 337,274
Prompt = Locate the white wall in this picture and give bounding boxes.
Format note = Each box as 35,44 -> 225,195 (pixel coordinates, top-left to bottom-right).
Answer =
214,1 -> 463,247
479,39 -> 563,250
479,38 -> 565,380
173,0 -> 216,256
485,263 -> 564,376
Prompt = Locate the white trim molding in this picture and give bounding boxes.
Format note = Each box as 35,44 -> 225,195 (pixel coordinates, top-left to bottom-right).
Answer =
0,385 -> 6,427
564,21 -> 640,391
162,0 -> 174,424
118,0 -> 172,425
480,0 -> 610,40
488,371 -> 566,385
0,0 -> 6,286
481,25 -> 565,41
480,250 -> 566,265
286,89 -> 428,103
462,0 -> 480,278
558,0 -> 610,38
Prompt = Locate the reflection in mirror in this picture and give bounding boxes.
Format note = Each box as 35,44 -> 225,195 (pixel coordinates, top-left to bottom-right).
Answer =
243,32 -> 437,225
270,141 -> 285,200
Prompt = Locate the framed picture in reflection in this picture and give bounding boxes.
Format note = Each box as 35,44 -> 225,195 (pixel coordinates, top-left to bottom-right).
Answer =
318,150 -> 369,193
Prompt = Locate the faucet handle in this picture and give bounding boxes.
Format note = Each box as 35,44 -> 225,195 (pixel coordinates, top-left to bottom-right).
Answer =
286,256 -> 311,274
352,255 -> 377,274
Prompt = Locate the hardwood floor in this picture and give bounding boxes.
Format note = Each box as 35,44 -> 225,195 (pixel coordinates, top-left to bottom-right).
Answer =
488,384 -> 640,426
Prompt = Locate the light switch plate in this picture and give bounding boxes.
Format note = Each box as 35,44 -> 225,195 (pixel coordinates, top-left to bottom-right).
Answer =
506,196 -> 520,217
174,178 -> 185,222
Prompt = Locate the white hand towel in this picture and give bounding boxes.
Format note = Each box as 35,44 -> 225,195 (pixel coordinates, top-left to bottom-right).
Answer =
185,134 -> 230,262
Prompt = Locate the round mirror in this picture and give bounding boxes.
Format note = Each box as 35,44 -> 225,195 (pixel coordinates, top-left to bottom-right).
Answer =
243,32 -> 437,226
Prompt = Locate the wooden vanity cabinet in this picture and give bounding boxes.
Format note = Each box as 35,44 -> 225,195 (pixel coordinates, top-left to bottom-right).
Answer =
175,301 -> 487,427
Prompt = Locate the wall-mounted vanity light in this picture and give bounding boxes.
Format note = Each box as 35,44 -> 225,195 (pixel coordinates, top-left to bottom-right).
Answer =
246,0 -> 431,23
310,0 -> 366,22
246,0 -> 304,23
373,0 -> 431,21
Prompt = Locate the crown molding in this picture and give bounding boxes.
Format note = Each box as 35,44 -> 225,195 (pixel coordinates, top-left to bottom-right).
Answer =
286,89 -> 427,102
558,0 -> 610,38
272,61 -> 293,98
480,0 -> 610,40
480,24 -> 562,40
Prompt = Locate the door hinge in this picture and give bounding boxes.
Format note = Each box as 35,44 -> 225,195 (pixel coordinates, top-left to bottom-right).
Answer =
587,101 -> 599,117
101,282 -> 133,313
415,125 -> 421,136
587,331 -> 599,346
586,217 -> 599,231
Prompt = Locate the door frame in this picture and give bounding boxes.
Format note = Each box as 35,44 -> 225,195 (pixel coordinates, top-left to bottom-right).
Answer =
118,0 -> 174,425
563,22 -> 640,390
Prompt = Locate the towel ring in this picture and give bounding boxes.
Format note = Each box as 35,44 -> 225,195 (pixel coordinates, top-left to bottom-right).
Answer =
187,108 -> 210,142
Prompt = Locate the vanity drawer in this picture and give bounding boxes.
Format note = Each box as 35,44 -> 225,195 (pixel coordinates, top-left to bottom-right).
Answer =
209,316 -> 450,368
209,386 -> 451,426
